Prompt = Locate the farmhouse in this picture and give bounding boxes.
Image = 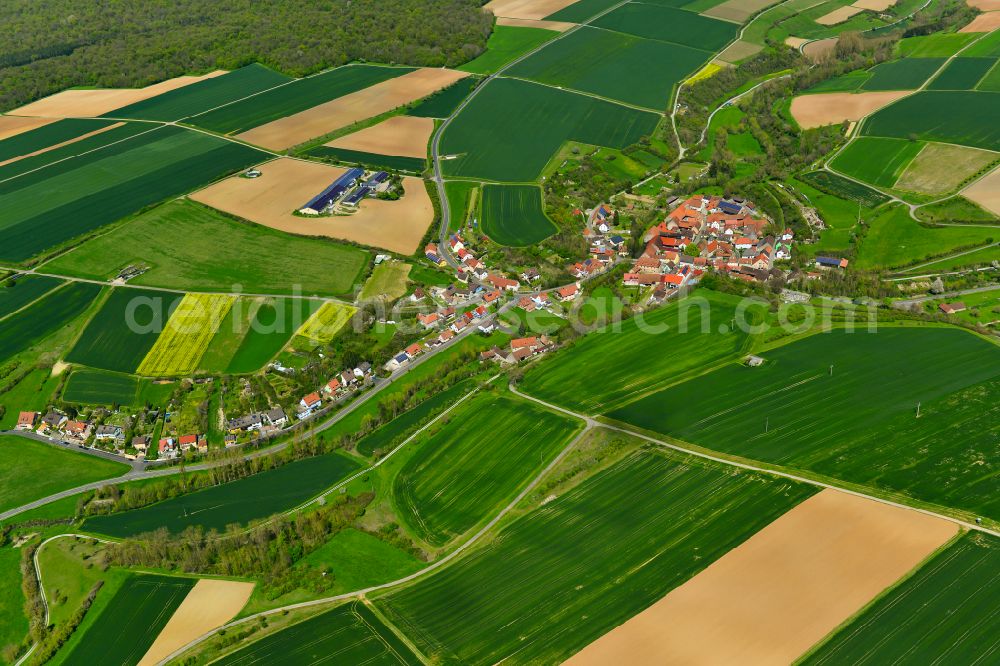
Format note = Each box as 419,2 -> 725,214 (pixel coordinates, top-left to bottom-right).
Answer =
38,411 -> 66,433
131,436 -> 149,453
228,414 -> 263,433
158,437 -> 178,458
95,425 -> 125,443
179,434 -> 207,453
815,256 -> 849,269
298,392 -> 323,418
265,408 -> 288,428
63,420 -> 92,442
939,302 -> 967,315
15,411 -> 38,431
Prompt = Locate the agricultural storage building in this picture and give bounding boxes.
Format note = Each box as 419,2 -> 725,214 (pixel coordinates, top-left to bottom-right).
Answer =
299,167 -> 364,214
343,185 -> 372,207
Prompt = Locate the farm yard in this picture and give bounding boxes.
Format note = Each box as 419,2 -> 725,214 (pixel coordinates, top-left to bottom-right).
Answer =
0,124 -> 266,261
803,533 -> 1000,664
136,293 -> 234,376
43,200 -> 370,298
607,326 -> 1000,521
214,601 -> 422,665
191,157 -> 434,254
82,451 -> 360,537
520,290 -> 755,412
440,77 -> 660,182
391,390 -> 581,546
377,448 -> 814,664
480,184 -> 558,245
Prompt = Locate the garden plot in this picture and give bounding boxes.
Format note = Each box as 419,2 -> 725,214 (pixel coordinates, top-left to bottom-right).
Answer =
567,489 -> 956,664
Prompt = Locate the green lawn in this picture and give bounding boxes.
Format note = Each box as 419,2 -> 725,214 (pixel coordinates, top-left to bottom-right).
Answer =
479,183 -> 558,246
62,574 -> 194,665
458,26 -> 558,75
0,367 -> 62,429
830,137 -> 923,188
0,544 -> 27,659
0,125 -> 267,262
441,77 -> 659,182
82,452 -> 360,537
45,200 -> 369,298
0,435 -> 128,514
392,390 -> 581,546
804,533 -> 1000,664
726,131 -> 763,156
377,448 -> 814,664
215,601 -> 421,665
607,326 -> 1000,520
444,180 -> 478,232
37,537 -> 130,627
520,290 -> 757,412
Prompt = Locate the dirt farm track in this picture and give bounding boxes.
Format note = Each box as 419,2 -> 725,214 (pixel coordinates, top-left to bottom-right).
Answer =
191,157 -> 434,255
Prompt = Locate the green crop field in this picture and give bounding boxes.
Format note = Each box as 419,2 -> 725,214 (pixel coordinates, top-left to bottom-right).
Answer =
0,281 -> 100,364
83,451 -> 359,537
521,290 -> 755,412
444,180 -> 478,231
63,368 -> 139,405
0,435 -> 127,513
190,64 -> 414,134
137,293 -> 234,376
216,601 -> 421,665
307,146 -> 426,172
797,170 -> 890,207
607,326 -> 1000,520
928,57 -> 996,90
357,381 -> 472,457
899,32 -> 980,57
855,204 -> 999,269
0,275 -> 63,319
67,287 -> 181,374
378,448 -> 814,664
225,298 -> 323,373
106,64 -> 293,121
0,125 -> 267,261
806,69 -> 871,93
0,121 -> 152,183
479,184 -> 558,246
63,574 -> 195,665
592,3 -> 738,52
861,57 -> 946,90
441,77 -> 659,182
392,391 -> 580,546
0,118 -> 119,162
862,90 -> 1000,151
546,0 -> 623,21
406,76 -> 480,118
830,137 -> 923,188
804,533 -> 1000,664
977,60 -> 1000,90
508,26 -> 709,110
45,200 -> 368,298
459,26 -> 558,75
966,29 -> 1000,57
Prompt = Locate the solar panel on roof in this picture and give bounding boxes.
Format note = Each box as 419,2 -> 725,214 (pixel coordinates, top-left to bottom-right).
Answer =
343,185 -> 371,206
366,171 -> 388,186
300,167 -> 366,211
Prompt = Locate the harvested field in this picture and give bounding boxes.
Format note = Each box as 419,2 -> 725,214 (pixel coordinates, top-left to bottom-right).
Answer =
9,71 -> 226,118
969,0 -> 1000,8
704,0 -> 783,23
191,157 -> 433,254
326,115 -> 433,159
803,37 -> 838,59
138,580 -> 254,666
815,5 -> 864,24
485,0 -> 578,20
785,36 -> 810,48
496,16 -> 574,30
0,115 -> 56,141
236,68 -> 469,151
566,489 -> 957,665
961,11 -> 1000,31
790,91 -> 909,128
852,0 -> 896,9
0,121 -> 124,168
963,163 -> 1000,214
896,142 -> 998,194
715,39 -> 764,63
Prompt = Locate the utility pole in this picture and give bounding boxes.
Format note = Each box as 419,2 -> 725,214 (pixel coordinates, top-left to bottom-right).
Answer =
916,402 -> 921,418
829,364 -> 834,377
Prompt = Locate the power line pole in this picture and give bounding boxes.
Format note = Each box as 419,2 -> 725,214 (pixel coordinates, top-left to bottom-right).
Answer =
916,402 -> 921,418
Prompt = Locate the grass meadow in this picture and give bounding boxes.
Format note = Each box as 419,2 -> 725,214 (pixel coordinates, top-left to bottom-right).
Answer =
458,26 -> 558,75
0,435 -> 128,513
440,77 -> 659,182
507,26 -> 710,110
804,533 -> 1000,664
607,326 -> 1000,520
444,180 -> 478,231
0,281 -> 101,365
899,32 -> 980,57
62,574 -> 194,665
45,200 -> 369,297
0,125 -> 266,262
82,452 -> 360,537
480,184 -> 558,246
391,390 -> 581,546
830,137 -> 923,188
520,290 -> 756,412
863,90 -> 1000,151
378,448 -> 814,664
62,368 -> 139,405
215,601 -> 421,665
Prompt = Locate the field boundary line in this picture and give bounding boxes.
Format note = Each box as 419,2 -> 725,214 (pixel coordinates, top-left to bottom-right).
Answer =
153,422 -> 594,665
508,386 -> 1000,537
0,279 -> 74,324
496,74 -> 666,114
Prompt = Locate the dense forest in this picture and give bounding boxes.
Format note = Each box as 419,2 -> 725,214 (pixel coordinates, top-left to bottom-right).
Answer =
0,0 -> 493,110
